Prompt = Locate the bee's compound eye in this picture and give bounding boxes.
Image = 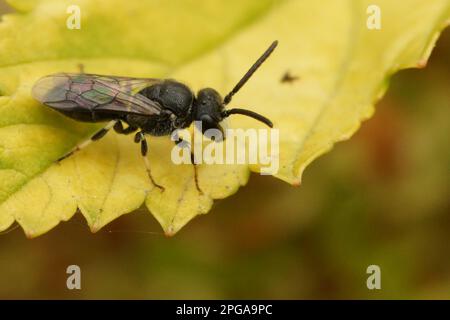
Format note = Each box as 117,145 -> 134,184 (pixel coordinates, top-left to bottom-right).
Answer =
200,114 -> 218,132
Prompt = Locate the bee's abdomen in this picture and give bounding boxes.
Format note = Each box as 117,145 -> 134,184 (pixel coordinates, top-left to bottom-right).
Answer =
126,113 -> 173,136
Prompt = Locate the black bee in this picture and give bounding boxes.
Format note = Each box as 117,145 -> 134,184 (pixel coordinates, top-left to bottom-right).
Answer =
32,41 -> 278,192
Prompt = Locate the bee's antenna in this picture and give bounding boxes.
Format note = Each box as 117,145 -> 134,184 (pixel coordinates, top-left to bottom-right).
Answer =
222,108 -> 273,128
223,40 -> 278,105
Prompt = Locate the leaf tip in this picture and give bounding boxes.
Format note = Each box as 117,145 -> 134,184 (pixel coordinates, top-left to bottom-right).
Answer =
416,59 -> 428,68
24,230 -> 36,239
164,225 -> 176,237
89,223 -> 102,234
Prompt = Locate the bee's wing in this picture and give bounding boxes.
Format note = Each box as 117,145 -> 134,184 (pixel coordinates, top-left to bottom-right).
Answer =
32,73 -> 163,116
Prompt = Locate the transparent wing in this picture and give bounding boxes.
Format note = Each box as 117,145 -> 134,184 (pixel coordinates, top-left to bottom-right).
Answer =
32,73 -> 163,116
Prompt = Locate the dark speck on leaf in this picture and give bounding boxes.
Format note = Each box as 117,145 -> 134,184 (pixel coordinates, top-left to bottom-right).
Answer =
281,71 -> 300,84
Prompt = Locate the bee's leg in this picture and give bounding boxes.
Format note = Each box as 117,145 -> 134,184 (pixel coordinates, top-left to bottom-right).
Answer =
135,132 -> 165,191
57,120 -> 116,162
113,121 -> 137,135
191,154 -> 203,195
174,137 -> 203,195
77,63 -> 85,74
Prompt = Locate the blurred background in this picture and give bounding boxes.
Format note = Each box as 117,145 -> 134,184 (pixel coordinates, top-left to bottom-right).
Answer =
0,2 -> 449,299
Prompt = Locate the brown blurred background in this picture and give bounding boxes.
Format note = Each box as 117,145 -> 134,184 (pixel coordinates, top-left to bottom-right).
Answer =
0,2 -> 449,299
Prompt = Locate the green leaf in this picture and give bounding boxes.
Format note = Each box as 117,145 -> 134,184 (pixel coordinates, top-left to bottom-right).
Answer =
0,0 -> 449,237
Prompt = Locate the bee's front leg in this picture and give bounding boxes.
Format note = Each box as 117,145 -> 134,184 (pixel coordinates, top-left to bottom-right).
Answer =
174,136 -> 203,195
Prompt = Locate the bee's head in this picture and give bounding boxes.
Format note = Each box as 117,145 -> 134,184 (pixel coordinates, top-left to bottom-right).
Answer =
193,41 -> 279,137
193,88 -> 225,135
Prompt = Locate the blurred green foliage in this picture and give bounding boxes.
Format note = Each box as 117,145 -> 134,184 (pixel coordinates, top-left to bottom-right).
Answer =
0,1 -> 449,299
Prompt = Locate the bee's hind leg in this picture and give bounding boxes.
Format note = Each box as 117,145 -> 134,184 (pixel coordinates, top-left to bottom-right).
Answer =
135,132 -> 165,191
174,136 -> 203,195
57,120 -> 116,162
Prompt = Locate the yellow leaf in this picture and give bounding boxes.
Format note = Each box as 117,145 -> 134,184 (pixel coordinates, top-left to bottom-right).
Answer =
0,0 -> 449,236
